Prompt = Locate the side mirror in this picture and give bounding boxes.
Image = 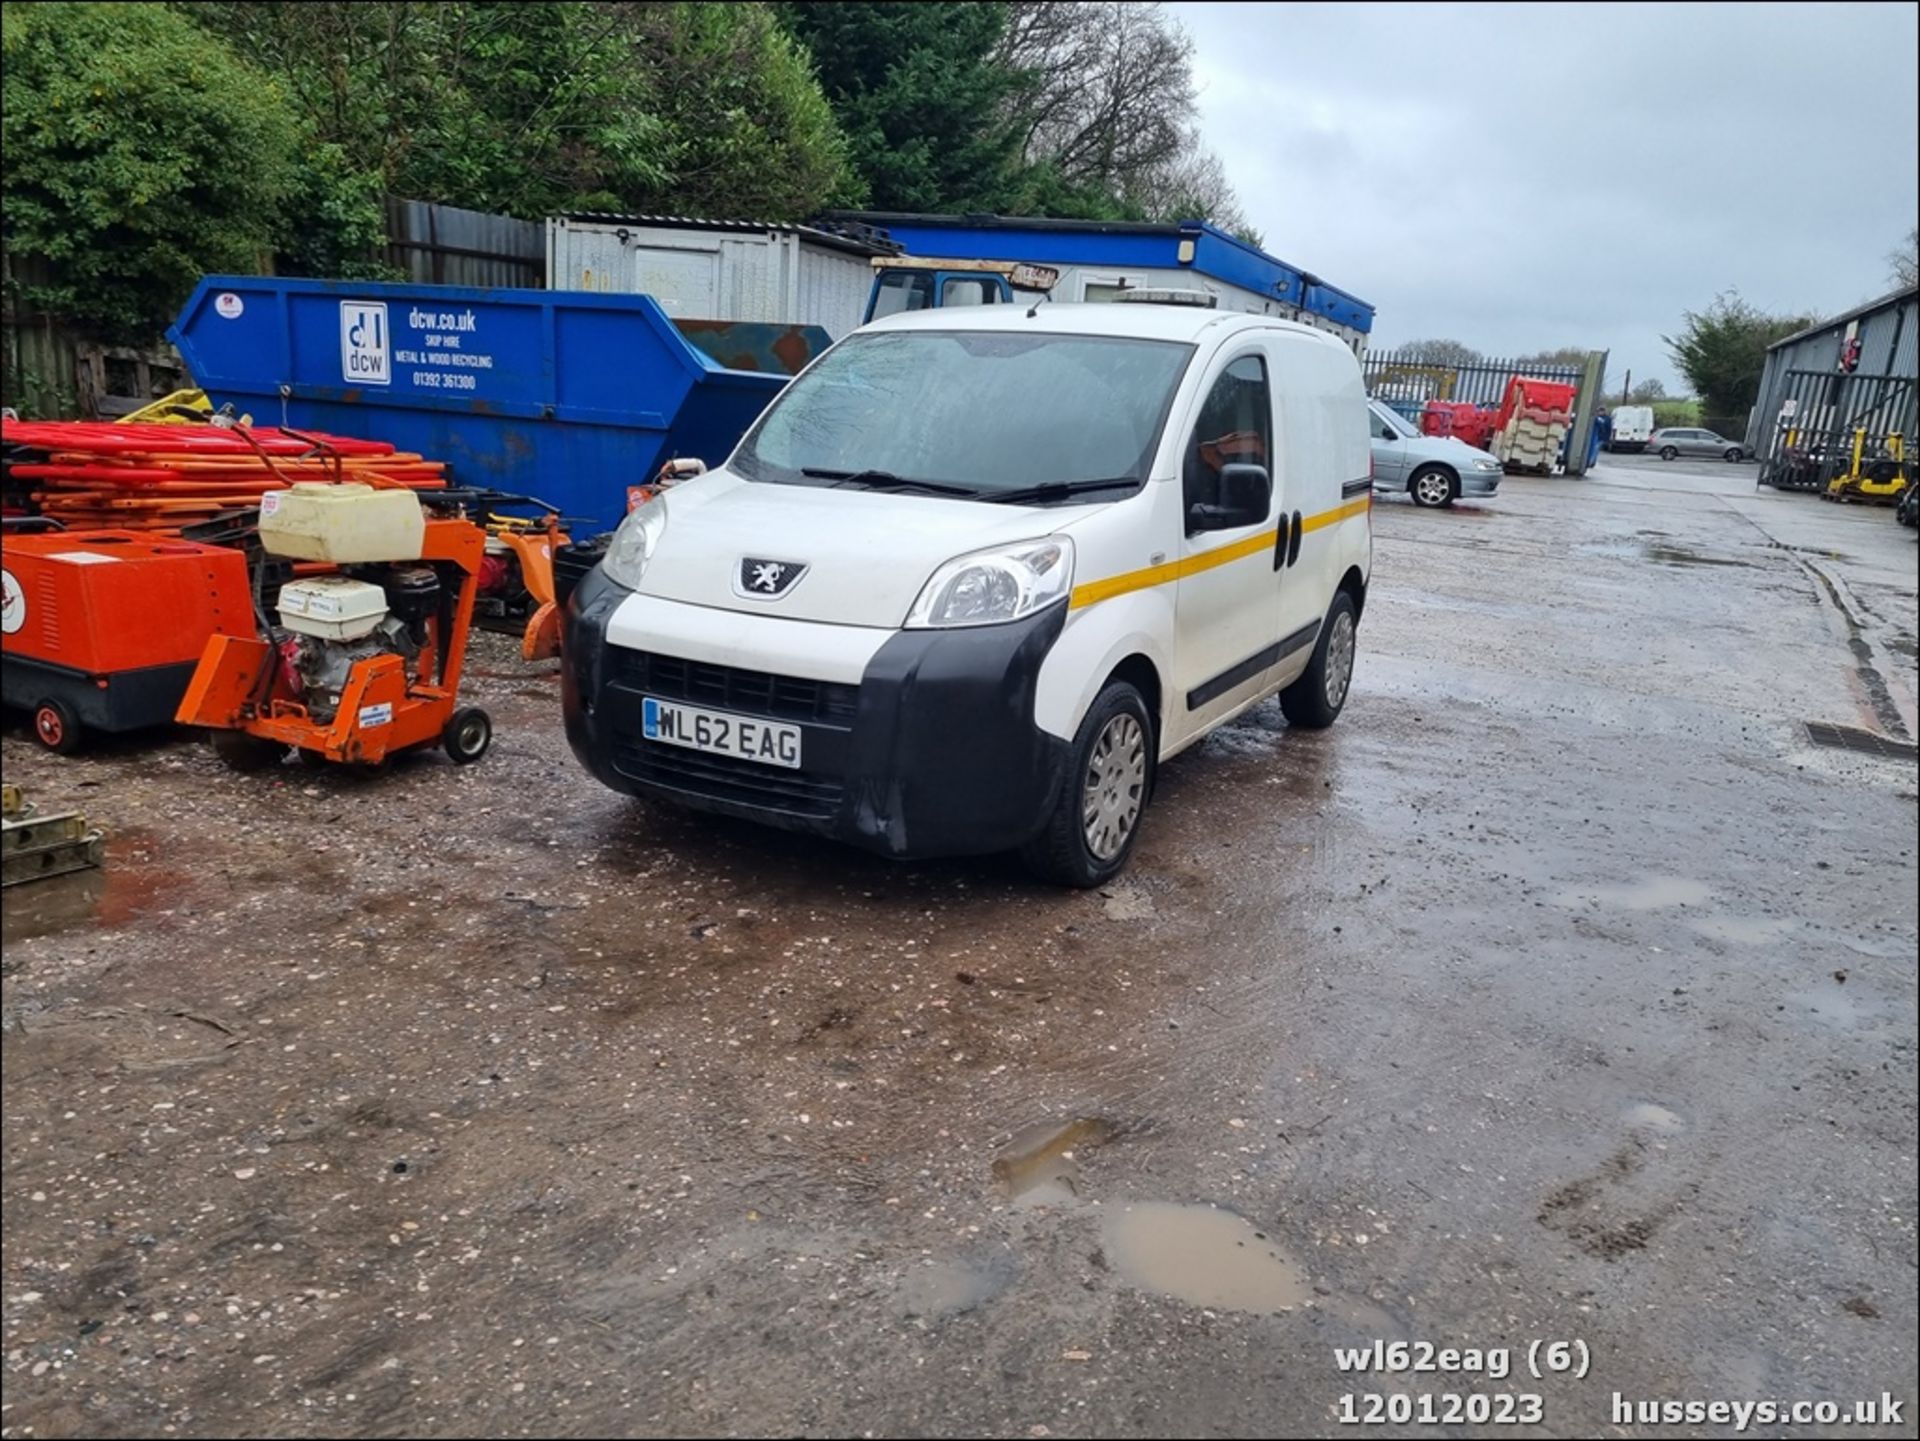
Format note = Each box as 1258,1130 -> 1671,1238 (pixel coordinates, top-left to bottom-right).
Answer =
1188,463 -> 1272,533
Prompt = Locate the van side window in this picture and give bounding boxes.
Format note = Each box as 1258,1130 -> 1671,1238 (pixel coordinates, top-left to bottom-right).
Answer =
1184,355 -> 1271,513
941,277 -> 1000,307
870,271 -> 934,319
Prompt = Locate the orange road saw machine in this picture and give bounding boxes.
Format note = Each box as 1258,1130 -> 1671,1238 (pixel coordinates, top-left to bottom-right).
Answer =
177,482 -> 494,771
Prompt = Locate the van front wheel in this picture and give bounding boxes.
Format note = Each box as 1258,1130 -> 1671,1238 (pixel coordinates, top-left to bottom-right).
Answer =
1022,680 -> 1154,888
1280,592 -> 1359,729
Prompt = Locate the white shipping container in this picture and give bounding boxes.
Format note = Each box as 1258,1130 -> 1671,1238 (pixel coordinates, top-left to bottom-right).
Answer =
546,215 -> 885,339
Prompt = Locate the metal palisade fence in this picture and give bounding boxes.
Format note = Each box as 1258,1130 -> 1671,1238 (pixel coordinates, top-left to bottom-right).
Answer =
1360,349 -> 1583,407
1757,368 -> 1918,491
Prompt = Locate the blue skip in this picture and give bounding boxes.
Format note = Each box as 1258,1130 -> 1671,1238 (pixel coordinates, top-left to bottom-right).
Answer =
170,277 -> 827,530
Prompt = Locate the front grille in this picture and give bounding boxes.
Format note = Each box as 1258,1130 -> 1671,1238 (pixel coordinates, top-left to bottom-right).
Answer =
610,649 -> 858,726
614,741 -> 845,819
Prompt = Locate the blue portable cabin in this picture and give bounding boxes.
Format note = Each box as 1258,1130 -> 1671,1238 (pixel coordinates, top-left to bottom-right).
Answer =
168,276 -> 828,531
831,212 -> 1375,348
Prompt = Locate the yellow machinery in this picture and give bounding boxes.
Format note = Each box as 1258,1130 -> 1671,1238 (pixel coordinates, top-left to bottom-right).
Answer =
1824,430 -> 1909,503
115,388 -> 252,427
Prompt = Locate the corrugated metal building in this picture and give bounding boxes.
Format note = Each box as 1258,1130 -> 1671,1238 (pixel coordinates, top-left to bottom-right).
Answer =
1747,286 -> 1918,464
833,211 -> 1376,349
546,214 -> 896,338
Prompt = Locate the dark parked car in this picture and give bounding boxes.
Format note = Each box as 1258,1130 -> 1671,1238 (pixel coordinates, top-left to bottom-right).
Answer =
1650,427 -> 1746,462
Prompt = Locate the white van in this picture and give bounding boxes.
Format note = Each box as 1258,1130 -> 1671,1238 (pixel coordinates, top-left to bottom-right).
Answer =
563,303 -> 1373,885
1609,405 -> 1655,452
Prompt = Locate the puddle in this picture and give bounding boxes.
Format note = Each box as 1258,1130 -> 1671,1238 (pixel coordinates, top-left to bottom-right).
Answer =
1622,1102 -> 1686,1135
0,851 -> 191,945
1103,1202 -> 1309,1314
1687,914 -> 1792,945
1781,986 -> 1881,1031
992,1117 -> 1114,1206
1575,541 -> 1750,569
1,867 -> 108,943
1644,545 -> 1751,568
894,1255 -> 1018,1321
1555,876 -> 1711,911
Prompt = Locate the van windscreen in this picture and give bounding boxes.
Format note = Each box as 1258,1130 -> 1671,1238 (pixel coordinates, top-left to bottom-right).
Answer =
732,330 -> 1194,497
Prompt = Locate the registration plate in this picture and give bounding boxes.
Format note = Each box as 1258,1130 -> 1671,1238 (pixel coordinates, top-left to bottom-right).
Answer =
642,697 -> 802,769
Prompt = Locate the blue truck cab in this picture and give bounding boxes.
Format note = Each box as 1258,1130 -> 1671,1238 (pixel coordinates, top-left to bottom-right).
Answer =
863,259 -> 1060,323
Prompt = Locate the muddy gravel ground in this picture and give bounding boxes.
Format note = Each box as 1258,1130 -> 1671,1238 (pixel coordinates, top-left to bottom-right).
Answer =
3,455 -> 1916,1439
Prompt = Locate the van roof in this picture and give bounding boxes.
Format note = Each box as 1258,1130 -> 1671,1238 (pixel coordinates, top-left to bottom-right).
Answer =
864,300 -> 1354,351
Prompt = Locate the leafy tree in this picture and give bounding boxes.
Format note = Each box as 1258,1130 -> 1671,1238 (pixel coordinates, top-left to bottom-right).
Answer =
618,2 -> 862,217
1,1 -> 301,341
1665,291 -> 1817,425
193,2 -> 856,220
779,1 -> 1024,212
191,2 -> 668,216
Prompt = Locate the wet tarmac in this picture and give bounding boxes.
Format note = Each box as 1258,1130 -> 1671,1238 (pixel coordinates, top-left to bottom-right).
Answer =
2,453 -> 1915,1437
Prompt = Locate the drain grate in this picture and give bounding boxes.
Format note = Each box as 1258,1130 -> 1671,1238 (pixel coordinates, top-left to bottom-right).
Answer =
1803,721 -> 1918,761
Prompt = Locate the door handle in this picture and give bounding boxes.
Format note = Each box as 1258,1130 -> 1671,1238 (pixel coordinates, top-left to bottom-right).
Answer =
1288,510 -> 1303,567
1273,512 -> 1291,571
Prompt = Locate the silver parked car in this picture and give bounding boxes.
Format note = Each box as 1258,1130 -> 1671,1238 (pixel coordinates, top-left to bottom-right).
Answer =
1650,427 -> 1746,462
1368,399 -> 1504,507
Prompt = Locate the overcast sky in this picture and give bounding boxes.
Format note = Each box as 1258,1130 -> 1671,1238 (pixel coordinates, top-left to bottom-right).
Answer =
1178,1 -> 1919,389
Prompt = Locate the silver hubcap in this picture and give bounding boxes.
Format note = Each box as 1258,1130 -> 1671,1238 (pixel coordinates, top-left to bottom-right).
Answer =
1324,610 -> 1355,710
1415,472 -> 1449,505
1082,713 -> 1146,861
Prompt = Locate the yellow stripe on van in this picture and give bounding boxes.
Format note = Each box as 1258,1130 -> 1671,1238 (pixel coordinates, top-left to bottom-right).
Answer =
1068,494 -> 1369,610
1299,495 -> 1371,533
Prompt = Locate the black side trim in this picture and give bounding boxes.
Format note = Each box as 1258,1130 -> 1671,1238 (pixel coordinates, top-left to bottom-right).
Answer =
1277,618 -> 1320,660
1184,621 -> 1320,711
2,653 -> 200,734
1342,477 -> 1372,498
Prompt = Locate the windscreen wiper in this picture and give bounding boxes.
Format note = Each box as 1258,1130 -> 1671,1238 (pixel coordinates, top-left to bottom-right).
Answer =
800,467 -> 983,498
981,476 -> 1140,506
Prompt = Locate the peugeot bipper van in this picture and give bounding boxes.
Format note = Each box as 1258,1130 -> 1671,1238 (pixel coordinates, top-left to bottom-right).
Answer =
563,302 -> 1372,887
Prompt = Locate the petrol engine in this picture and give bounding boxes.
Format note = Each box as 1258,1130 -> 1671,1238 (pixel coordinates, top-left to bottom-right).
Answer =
273,565 -> 440,723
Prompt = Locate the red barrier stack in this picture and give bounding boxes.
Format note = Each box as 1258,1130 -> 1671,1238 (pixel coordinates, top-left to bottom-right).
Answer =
1,420 -> 448,534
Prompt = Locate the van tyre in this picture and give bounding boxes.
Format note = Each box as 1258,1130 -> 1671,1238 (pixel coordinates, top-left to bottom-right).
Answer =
1022,681 -> 1153,889
1410,466 -> 1456,508
32,698 -> 82,754
444,707 -> 492,765
1280,592 -> 1358,730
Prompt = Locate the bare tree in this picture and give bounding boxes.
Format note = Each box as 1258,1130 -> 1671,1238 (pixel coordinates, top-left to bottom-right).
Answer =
1000,2 -> 1215,208
1892,226 -> 1918,290
1398,338 -> 1484,365
1128,140 -> 1256,240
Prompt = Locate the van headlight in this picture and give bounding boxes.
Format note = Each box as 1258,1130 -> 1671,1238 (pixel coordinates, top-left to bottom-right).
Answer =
905,537 -> 1074,629
600,497 -> 667,589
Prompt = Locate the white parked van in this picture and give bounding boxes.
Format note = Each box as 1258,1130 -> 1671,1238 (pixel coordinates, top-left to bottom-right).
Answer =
1609,405 -> 1655,452
563,303 -> 1373,885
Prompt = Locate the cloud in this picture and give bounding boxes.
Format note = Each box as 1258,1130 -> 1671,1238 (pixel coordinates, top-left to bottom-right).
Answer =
1177,1 -> 1919,387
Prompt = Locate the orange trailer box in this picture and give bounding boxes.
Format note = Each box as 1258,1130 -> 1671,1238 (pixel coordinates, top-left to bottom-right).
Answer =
1,530 -> 254,752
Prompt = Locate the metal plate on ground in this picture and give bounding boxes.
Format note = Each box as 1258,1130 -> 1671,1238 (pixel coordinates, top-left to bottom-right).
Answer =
1803,721 -> 1918,761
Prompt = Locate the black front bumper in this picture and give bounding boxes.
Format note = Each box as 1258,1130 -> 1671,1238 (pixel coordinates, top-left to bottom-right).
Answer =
562,566 -> 1070,860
